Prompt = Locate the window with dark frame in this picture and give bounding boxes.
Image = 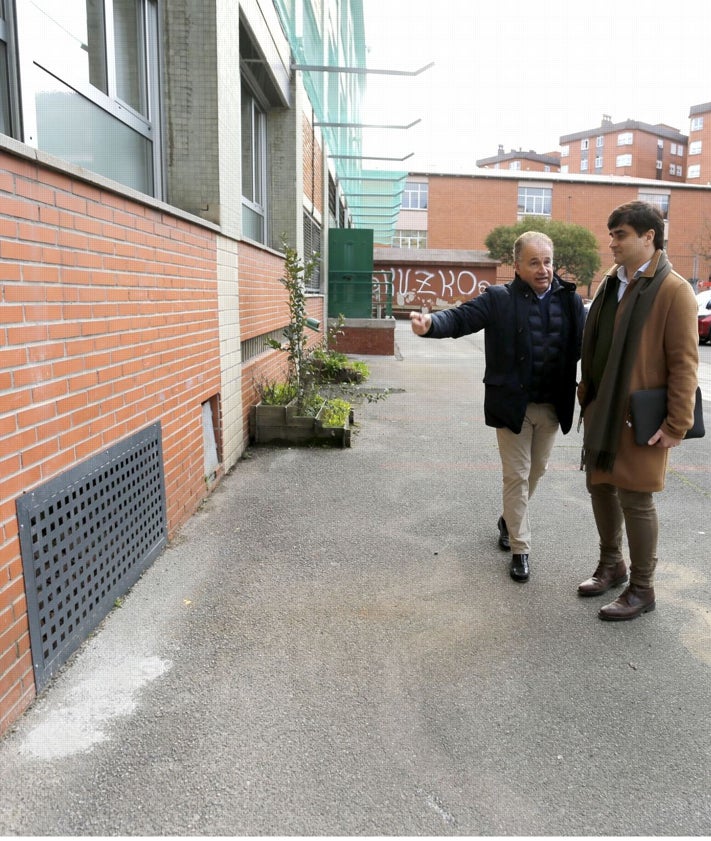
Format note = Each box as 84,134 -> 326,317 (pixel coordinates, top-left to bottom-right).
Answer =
0,0 -> 14,136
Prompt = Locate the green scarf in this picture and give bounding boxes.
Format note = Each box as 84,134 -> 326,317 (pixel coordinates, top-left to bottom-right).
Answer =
581,250 -> 671,472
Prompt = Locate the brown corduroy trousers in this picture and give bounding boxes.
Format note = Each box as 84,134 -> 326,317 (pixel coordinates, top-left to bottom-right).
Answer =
586,474 -> 658,588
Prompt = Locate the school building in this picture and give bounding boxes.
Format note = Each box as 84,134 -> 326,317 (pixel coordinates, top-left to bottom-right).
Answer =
391,169 -> 711,298
2,0 -> 710,739
0,0 -> 411,735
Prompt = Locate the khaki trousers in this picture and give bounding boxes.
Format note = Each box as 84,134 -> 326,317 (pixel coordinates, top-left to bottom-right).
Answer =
586,475 -> 658,588
496,403 -> 559,554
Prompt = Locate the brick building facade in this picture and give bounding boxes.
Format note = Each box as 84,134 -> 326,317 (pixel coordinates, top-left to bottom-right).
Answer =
688,102 -> 711,185
395,171 -> 711,294
559,116 -> 688,182
0,0 -> 361,736
476,103 -> 711,187
476,145 -> 561,173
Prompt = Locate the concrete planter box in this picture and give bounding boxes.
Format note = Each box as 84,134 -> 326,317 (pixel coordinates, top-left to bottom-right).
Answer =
314,405 -> 352,449
252,400 -> 351,448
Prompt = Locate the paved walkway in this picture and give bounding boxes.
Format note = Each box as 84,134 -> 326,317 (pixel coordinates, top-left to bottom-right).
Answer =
1,322 -> 710,835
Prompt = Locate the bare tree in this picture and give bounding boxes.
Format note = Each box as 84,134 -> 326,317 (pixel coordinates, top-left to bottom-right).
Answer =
690,217 -> 711,285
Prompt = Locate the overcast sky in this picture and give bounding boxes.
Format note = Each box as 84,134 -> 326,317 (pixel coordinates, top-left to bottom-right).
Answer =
359,0 -> 711,173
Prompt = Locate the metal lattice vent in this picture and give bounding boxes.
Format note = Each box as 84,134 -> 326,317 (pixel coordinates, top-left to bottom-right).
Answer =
16,423 -> 167,691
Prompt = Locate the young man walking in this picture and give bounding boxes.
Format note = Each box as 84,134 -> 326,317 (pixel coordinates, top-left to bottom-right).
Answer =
578,201 -> 699,620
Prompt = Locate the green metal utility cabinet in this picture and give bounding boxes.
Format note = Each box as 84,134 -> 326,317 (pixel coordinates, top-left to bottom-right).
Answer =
328,228 -> 373,318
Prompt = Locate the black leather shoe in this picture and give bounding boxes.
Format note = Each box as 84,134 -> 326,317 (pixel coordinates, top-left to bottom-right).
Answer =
509,553 -> 529,582
497,516 -> 510,551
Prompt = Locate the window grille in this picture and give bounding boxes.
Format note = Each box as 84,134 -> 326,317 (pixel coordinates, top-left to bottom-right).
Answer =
303,210 -> 321,291
328,174 -> 337,223
242,329 -> 287,363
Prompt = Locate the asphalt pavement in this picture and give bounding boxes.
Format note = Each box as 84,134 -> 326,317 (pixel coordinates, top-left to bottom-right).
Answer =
1,322 -> 710,836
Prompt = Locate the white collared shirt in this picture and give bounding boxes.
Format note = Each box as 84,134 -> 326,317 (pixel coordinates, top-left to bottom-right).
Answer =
616,259 -> 652,301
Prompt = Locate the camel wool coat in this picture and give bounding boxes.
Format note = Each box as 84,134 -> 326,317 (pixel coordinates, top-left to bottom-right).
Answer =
579,250 -> 699,492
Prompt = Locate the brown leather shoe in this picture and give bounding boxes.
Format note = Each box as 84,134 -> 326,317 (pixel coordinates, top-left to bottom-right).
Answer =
577,561 -> 628,597
598,583 -> 655,621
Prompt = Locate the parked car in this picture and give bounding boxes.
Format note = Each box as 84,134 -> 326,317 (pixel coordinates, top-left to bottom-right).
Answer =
697,290 -> 711,344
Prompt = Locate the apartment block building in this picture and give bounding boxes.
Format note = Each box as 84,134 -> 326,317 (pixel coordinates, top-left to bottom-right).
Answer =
394,170 -> 711,296
560,115 -> 688,182
476,145 -> 561,173
688,102 -> 711,184
478,105 -> 711,185
0,0 -> 387,736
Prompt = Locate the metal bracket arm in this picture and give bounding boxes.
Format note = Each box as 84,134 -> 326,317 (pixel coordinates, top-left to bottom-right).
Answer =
292,62 -> 434,76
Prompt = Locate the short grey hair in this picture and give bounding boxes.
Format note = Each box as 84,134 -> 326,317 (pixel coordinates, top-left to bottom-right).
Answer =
513,231 -> 554,263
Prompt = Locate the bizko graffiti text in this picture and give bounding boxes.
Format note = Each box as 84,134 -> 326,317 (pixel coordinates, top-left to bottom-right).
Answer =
387,266 -> 491,309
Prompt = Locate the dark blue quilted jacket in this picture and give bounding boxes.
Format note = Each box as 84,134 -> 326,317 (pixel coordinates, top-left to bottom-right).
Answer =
426,274 -> 585,434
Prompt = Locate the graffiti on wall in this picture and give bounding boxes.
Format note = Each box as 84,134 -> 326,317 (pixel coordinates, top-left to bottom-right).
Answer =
379,265 -> 492,310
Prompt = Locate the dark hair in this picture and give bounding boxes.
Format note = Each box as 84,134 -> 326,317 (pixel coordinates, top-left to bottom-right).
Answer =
607,201 -> 664,250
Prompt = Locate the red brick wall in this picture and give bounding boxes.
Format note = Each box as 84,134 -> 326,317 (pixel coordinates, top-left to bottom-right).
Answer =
549,181 -> 637,243
428,176 -> 520,251
425,173 -> 710,291
238,241 -> 291,343
0,150 -> 221,735
658,136 -> 686,182
330,324 -> 394,355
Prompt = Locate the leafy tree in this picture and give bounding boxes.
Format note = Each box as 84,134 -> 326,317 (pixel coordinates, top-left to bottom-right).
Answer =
264,241 -> 321,413
485,217 -> 601,296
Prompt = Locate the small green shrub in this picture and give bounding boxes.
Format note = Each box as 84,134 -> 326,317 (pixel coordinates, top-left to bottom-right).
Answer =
320,397 -> 351,427
300,393 -> 324,417
310,347 -> 347,374
308,349 -> 370,383
260,380 -> 297,405
349,360 -> 370,379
